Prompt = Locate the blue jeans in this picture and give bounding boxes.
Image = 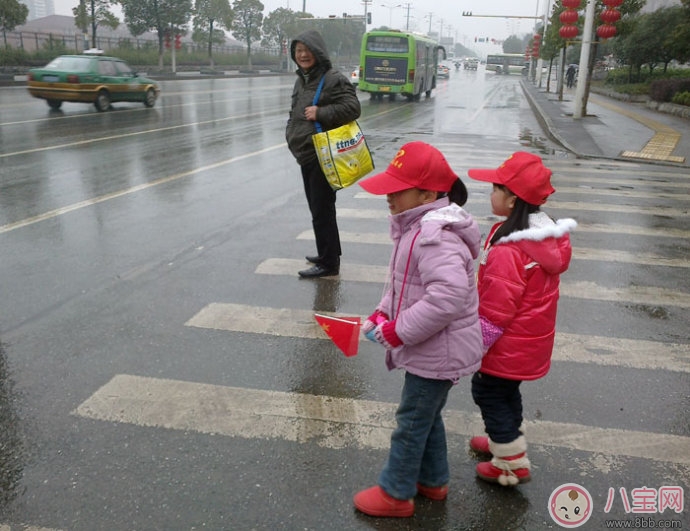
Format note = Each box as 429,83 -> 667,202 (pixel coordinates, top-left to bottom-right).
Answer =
471,372 -> 523,444
378,372 -> 453,500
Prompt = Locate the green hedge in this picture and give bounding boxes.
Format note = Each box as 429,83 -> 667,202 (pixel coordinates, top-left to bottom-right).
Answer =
604,67 -> 690,102
671,90 -> 690,106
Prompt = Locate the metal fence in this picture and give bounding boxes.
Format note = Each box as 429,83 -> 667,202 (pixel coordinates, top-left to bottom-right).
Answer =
3,29 -> 278,57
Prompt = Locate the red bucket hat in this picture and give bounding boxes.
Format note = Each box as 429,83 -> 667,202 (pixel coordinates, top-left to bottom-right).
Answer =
359,141 -> 463,195
467,152 -> 555,206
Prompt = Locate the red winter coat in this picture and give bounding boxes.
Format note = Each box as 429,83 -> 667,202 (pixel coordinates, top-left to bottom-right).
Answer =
477,212 -> 576,381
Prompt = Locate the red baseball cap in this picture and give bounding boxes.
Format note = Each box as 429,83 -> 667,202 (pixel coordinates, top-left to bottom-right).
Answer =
359,141 -> 463,195
467,152 -> 555,205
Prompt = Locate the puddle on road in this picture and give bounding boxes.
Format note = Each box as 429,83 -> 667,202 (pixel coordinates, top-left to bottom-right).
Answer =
518,127 -> 560,155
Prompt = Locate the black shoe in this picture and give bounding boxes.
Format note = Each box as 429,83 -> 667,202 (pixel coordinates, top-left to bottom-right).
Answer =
298,264 -> 339,278
305,255 -> 324,265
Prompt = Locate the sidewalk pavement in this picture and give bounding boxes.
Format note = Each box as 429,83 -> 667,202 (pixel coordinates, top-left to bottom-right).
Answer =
521,79 -> 690,167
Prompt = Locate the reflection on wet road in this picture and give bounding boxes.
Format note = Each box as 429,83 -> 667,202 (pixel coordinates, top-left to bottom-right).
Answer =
0,70 -> 688,530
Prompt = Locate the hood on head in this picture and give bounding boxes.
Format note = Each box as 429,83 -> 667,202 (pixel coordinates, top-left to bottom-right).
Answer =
420,203 -> 481,259
290,30 -> 332,71
495,213 -> 576,274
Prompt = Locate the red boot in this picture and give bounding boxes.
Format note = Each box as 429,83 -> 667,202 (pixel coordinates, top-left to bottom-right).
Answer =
469,436 -> 491,455
416,483 -> 448,500
476,436 -> 531,487
353,486 -> 414,517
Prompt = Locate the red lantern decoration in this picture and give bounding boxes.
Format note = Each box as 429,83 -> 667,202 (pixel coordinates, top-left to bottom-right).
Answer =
600,8 -> 621,24
596,24 -> 617,39
560,8 -> 579,24
559,25 -> 579,39
603,0 -> 623,6
562,0 -> 581,7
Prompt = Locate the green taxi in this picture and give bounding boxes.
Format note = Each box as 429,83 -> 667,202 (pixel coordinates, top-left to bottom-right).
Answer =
27,52 -> 160,112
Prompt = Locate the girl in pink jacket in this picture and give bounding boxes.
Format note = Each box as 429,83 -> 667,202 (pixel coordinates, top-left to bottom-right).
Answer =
467,152 -> 576,486
352,142 -> 483,518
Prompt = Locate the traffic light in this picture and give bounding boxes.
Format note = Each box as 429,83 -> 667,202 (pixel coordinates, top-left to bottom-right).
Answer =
174,34 -> 181,50
367,12 -> 372,24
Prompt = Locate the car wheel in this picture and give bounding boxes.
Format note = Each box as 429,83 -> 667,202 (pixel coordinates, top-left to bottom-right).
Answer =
47,100 -> 62,110
95,90 -> 111,112
144,88 -> 156,108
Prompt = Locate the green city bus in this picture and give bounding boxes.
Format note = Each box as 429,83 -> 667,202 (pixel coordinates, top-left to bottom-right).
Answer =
357,30 -> 445,101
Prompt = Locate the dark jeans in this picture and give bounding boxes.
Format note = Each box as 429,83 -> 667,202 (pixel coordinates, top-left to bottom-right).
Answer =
301,159 -> 341,269
378,372 -> 453,500
471,372 -> 523,444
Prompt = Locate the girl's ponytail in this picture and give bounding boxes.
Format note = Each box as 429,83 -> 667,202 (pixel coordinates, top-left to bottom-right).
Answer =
448,179 -> 468,206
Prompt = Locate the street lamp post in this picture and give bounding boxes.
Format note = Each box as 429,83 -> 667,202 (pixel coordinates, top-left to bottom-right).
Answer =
381,3 -> 402,27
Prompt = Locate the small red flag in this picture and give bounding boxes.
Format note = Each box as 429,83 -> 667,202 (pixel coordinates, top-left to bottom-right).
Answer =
314,313 -> 361,357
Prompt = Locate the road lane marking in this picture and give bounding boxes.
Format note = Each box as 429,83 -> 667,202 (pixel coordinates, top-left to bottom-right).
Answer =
0,144 -> 286,235
255,258 -> 690,308
72,374 -> 690,466
336,209 -> 690,239
297,231 -> 690,268
0,526 -> 62,531
185,303 -> 690,373
0,112 -> 287,159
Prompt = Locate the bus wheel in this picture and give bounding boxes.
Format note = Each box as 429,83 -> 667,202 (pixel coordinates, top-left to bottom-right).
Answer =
414,93 -> 421,101
425,90 -> 432,98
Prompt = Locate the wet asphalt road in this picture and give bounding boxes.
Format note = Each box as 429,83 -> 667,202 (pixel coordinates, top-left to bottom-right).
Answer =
0,66 -> 688,530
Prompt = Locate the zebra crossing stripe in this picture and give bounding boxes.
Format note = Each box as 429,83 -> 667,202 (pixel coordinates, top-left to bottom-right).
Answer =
184,303 -> 690,374
336,209 -> 690,239
254,259 -> 690,308
72,374 -> 690,468
296,231 -> 690,268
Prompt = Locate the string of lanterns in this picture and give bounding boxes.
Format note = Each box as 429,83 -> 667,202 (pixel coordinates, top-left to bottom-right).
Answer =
559,0 -> 581,39
557,0 -> 623,40
597,0 -> 623,39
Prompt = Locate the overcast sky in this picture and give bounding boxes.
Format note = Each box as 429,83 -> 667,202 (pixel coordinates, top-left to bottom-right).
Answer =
52,0 -> 546,50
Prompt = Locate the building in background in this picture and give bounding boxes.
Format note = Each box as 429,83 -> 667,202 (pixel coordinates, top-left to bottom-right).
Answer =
642,0 -> 681,12
20,0 -> 56,21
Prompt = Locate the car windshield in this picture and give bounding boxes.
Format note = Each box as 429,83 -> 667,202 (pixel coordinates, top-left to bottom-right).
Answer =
45,56 -> 94,72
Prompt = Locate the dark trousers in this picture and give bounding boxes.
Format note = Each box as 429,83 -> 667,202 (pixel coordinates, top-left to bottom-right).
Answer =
301,159 -> 341,268
471,372 -> 523,444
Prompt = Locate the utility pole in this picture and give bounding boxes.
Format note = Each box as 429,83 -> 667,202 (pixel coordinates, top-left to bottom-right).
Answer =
574,0 -> 595,118
90,0 -> 96,48
536,0 -> 551,87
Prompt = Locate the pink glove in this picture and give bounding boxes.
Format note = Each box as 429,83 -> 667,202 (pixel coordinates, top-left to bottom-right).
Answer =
372,319 -> 403,349
480,316 -> 504,352
361,310 -> 389,335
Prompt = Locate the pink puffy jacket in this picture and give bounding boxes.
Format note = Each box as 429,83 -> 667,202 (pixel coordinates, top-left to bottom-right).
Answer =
376,198 -> 484,384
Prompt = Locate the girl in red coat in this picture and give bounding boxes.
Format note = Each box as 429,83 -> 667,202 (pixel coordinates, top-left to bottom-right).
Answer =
466,152 -> 576,486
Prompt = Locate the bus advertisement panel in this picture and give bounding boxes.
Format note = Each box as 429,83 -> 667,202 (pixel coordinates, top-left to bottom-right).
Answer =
357,30 -> 444,101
